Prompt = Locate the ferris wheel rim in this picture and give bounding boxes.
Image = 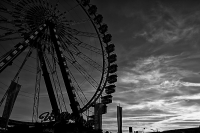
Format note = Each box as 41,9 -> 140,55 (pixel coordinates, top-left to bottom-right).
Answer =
75,0 -> 107,113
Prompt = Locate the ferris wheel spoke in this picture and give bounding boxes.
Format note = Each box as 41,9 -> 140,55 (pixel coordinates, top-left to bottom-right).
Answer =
56,4 -> 80,21
1,0 -> 15,7
0,26 -> 15,31
74,90 -> 88,109
61,19 -> 90,26
63,54 -> 99,89
0,47 -> 32,106
0,5 -> 13,14
64,27 -> 100,38
0,37 -> 22,41
61,34 -> 102,55
59,39 -> 103,73
0,47 -> 34,108
0,24 -> 47,73
75,42 -> 102,54
60,37 -> 103,72
0,14 -> 8,21
0,2 -> 9,12
0,28 -> 25,39
0,9 -> 10,14
0,32 -> 22,40
0,43 -> 28,73
70,50 -> 102,72
63,43 -> 103,72
44,53 -> 67,112
0,19 -> 14,25
69,74 -> 89,108
32,50 -> 41,122
41,0 -> 50,9
68,70 -> 88,103
55,0 -> 84,21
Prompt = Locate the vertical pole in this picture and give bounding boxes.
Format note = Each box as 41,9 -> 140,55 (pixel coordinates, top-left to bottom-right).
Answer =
129,127 -> 132,133
117,105 -> 122,133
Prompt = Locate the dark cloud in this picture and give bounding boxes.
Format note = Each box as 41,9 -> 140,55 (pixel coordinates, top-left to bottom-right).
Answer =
123,108 -> 171,117
159,91 -> 181,99
180,99 -> 200,106
170,121 -> 200,125
179,86 -> 200,95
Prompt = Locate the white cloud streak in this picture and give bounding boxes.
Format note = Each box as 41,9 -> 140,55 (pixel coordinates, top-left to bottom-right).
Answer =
112,54 -> 200,132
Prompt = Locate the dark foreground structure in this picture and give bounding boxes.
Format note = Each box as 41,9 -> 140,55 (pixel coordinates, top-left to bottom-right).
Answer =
0,0 -> 117,132
0,122 -> 102,133
149,127 -> 200,133
0,116 -> 101,133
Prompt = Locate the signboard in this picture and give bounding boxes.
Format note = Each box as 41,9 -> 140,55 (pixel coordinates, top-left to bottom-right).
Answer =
117,106 -> 122,133
1,81 -> 21,129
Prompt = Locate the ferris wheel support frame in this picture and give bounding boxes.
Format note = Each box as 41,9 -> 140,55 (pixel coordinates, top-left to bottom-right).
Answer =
48,21 -> 82,119
37,41 -> 60,119
0,24 -> 47,74
0,23 -> 61,120
0,24 -> 47,108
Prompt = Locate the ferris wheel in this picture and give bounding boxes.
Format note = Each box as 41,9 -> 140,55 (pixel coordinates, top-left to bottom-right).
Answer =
0,0 -> 117,128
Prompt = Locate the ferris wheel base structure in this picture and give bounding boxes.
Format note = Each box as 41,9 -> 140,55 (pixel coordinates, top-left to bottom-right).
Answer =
0,117 -> 100,133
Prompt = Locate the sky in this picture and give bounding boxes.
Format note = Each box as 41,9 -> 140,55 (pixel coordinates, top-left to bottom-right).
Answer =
1,0 -> 200,133
93,0 -> 200,132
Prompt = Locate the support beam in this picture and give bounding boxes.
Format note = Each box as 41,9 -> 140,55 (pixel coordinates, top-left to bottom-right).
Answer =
0,24 -> 47,73
48,21 -> 81,118
37,45 -> 60,119
0,43 -> 28,73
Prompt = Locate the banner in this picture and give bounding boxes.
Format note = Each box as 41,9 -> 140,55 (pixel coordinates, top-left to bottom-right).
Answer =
94,103 -> 103,130
1,81 -> 21,129
117,106 -> 122,133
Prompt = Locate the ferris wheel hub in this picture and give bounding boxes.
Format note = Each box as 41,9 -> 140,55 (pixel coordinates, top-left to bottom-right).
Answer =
13,1 -> 61,31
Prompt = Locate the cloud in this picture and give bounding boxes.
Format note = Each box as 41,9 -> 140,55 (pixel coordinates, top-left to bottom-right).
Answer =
97,1 -> 200,132
119,55 -> 177,86
134,2 -> 200,44
113,52 -> 200,132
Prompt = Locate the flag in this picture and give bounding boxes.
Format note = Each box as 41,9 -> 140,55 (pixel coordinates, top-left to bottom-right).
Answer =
117,105 -> 122,133
1,81 -> 21,129
94,103 -> 103,130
